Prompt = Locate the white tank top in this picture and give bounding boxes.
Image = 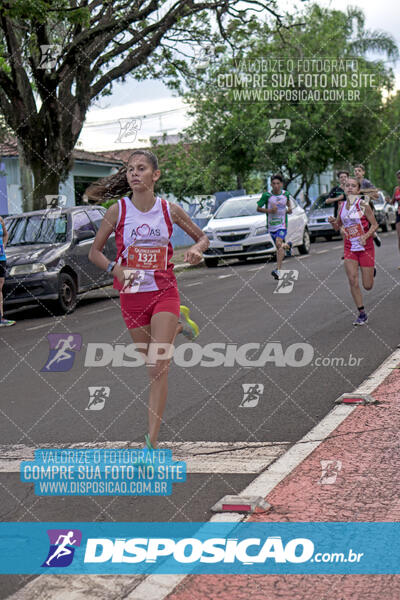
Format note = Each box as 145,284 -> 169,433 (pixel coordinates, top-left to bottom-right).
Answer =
340,197 -> 369,252
114,196 -> 176,293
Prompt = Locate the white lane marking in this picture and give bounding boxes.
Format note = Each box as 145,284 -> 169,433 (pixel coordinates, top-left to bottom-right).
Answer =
247,266 -> 265,272
241,348 -> 400,498
8,574 -> 145,600
185,282 -> 202,287
0,441 -> 288,474
26,323 -> 54,331
128,347 -> 400,600
218,274 -> 234,279
297,255 -> 310,259
315,249 -> 329,254
332,245 -> 343,250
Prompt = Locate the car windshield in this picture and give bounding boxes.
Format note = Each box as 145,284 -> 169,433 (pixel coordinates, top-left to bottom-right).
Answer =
7,213 -> 68,245
214,198 -> 259,219
310,195 -> 331,211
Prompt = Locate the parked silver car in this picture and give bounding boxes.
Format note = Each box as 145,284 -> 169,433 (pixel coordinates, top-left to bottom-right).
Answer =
307,194 -> 339,242
202,194 -> 310,268
373,191 -> 397,232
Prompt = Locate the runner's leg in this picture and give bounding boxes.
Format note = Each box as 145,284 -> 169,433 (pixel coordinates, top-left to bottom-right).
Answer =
276,237 -> 285,271
360,266 -> 374,291
146,311 -> 178,447
344,259 -> 363,308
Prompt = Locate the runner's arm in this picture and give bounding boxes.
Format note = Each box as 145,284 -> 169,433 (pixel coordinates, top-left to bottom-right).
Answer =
361,187 -> 379,200
286,196 -> 292,215
256,192 -> 276,214
0,217 -> 8,246
361,203 -> 379,242
328,214 -> 342,231
89,203 -> 118,270
170,203 -> 209,265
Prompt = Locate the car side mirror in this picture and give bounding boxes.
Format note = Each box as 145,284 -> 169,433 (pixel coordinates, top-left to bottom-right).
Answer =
74,229 -> 95,243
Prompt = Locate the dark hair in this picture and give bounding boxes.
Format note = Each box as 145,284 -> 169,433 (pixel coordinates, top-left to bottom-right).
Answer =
84,150 -> 159,203
337,170 -> 349,177
354,164 -> 365,171
271,174 -> 283,183
129,149 -> 159,170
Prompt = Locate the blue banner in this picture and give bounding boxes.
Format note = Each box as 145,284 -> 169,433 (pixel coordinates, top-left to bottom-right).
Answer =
20,449 -> 186,496
0,522 -> 399,574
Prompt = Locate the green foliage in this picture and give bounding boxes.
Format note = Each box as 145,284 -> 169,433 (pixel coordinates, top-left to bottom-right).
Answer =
176,2 -> 397,196
151,139 -> 236,202
369,92 -> 400,191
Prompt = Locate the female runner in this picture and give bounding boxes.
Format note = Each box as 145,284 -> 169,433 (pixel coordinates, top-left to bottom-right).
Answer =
89,150 -> 209,448
328,177 -> 378,326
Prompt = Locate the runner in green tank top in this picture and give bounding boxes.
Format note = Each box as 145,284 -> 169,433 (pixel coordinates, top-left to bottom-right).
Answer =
257,174 -> 292,280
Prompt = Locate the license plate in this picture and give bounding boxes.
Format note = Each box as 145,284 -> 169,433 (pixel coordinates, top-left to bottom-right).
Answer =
224,244 -> 243,252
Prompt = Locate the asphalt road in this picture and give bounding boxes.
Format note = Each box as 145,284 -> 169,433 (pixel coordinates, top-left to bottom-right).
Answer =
1,232 -> 399,598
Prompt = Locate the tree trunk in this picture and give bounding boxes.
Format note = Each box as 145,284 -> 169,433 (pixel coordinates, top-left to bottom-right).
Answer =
17,139 -> 34,212
31,162 -> 62,211
236,173 -> 243,190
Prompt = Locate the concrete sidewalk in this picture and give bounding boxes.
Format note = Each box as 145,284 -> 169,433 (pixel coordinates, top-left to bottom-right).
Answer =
164,349 -> 400,600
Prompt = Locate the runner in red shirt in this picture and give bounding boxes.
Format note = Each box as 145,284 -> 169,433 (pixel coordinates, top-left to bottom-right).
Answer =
328,177 -> 379,326
390,169 -> 400,268
89,150 -> 209,449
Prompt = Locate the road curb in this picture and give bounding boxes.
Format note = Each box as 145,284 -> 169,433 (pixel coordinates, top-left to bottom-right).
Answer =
129,347 -> 400,600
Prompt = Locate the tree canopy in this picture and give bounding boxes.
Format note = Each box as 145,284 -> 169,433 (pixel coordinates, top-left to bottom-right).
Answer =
0,0 -> 283,209
156,3 -> 397,199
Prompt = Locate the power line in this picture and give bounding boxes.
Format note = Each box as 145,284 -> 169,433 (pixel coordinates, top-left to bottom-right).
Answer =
83,106 -> 187,128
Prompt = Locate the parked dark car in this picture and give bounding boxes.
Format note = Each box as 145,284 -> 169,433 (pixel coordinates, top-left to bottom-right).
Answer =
3,206 -> 115,314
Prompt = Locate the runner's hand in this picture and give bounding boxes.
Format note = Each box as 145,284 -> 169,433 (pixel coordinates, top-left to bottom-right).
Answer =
112,264 -> 126,286
184,247 -> 203,265
359,234 -> 368,246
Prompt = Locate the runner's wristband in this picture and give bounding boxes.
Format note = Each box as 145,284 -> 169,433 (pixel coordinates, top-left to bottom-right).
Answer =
106,260 -> 116,273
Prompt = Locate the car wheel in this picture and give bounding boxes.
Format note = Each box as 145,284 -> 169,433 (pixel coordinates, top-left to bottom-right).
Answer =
324,234 -> 333,241
55,273 -> 77,314
381,218 -> 388,233
391,222 -> 397,231
298,229 -> 311,255
204,257 -> 219,268
310,234 -> 316,243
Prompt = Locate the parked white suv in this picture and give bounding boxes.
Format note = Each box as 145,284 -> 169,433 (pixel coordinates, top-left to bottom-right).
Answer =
202,194 -> 310,268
